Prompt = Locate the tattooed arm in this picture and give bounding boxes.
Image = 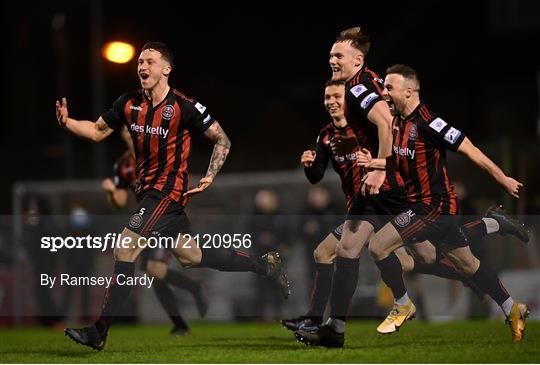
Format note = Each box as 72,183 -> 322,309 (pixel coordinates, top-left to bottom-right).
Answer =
185,121 -> 231,197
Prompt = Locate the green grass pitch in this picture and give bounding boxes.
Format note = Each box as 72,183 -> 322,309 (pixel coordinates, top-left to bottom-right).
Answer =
1,320 -> 538,363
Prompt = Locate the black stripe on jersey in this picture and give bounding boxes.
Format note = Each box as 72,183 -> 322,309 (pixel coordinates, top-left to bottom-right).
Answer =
149,95 -> 174,188
129,103 -> 141,162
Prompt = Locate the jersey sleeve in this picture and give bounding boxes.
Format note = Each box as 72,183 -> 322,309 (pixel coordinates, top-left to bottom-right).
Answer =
419,116 -> 466,151
183,99 -> 216,134
304,132 -> 330,184
102,93 -> 130,130
346,77 -> 384,117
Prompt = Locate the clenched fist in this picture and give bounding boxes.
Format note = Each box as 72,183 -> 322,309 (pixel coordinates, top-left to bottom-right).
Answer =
301,150 -> 316,168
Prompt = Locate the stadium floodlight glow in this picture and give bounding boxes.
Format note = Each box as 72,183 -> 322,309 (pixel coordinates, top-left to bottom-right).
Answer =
103,41 -> 135,64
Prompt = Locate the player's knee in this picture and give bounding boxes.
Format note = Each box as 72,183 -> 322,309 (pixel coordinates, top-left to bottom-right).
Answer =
145,260 -> 167,279
400,255 -> 415,272
176,248 -> 202,268
313,246 -> 330,263
336,240 -> 360,259
114,247 -> 137,262
460,257 -> 480,276
415,251 -> 436,265
368,238 -> 385,260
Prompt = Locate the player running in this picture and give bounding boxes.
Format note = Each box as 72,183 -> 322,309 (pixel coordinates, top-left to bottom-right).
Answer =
293,28 -> 528,347
56,42 -> 290,351
362,64 -> 528,343
283,80 -> 528,335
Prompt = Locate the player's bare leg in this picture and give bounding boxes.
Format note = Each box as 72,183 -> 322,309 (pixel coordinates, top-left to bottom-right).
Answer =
442,245 -> 529,343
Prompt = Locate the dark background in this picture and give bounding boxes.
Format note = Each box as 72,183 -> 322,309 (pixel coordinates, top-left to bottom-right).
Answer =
3,0 -> 539,214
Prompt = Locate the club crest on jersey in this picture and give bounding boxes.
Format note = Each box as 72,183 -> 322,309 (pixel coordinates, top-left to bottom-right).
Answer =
334,224 -> 344,237
395,210 -> 415,228
161,105 -> 175,120
350,84 -> 367,98
409,124 -> 417,140
129,214 -> 143,229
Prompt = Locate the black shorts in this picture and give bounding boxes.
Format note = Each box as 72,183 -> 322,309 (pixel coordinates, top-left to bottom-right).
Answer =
126,189 -> 192,238
390,201 -> 468,248
346,187 -> 408,230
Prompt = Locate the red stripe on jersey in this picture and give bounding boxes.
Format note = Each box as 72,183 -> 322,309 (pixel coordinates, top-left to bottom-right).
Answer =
234,250 -> 251,258
365,68 -> 383,94
174,136 -> 191,204
419,106 -> 430,121
346,127 -> 363,196
414,135 -> 433,205
398,121 -> 411,194
463,220 -> 481,228
442,165 -> 458,214
153,102 -> 182,195
145,104 -> 164,188
129,99 -> 147,185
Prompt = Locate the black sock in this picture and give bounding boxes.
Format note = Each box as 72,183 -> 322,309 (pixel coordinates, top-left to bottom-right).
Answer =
470,262 -> 510,306
164,269 -> 200,294
462,219 -> 487,243
153,280 -> 188,329
375,253 -> 406,300
305,263 -> 333,323
95,260 -> 134,335
329,257 -> 359,321
199,248 -> 265,274
412,258 -> 463,281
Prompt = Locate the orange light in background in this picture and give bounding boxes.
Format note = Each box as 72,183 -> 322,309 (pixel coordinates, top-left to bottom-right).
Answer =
102,41 -> 135,64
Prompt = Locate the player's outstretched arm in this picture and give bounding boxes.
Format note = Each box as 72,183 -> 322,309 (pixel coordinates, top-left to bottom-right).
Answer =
185,121 -> 231,197
457,137 -> 523,198
55,97 -> 114,142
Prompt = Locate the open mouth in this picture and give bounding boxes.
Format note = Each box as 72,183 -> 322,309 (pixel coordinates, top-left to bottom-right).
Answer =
386,99 -> 396,113
139,73 -> 149,80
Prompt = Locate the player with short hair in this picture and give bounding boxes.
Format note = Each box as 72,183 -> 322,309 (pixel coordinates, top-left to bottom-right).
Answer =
56,41 -> 290,351
283,80 -> 527,335
294,28 -> 528,348
362,64 -> 528,343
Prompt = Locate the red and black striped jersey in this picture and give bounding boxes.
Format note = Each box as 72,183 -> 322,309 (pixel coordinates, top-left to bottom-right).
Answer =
392,102 -> 465,212
305,122 -> 362,209
102,88 -> 216,206
345,66 -> 403,191
113,150 -> 136,192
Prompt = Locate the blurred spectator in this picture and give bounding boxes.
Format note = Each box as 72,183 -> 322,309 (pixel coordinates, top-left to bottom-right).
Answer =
60,203 -> 96,323
249,189 -> 288,320
300,186 -> 340,293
